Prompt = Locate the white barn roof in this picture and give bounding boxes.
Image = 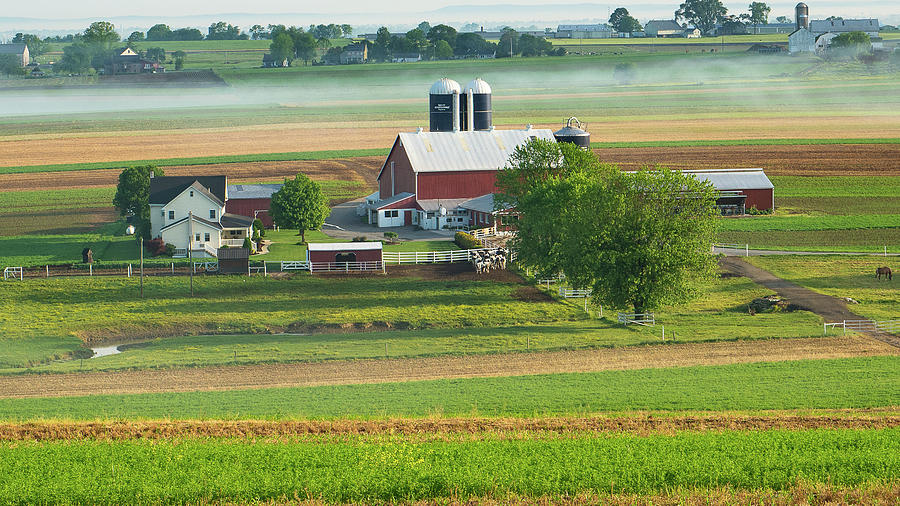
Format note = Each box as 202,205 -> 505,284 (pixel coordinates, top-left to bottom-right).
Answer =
398,128 -> 556,173
810,19 -> 879,33
682,169 -> 774,191
307,242 -> 383,251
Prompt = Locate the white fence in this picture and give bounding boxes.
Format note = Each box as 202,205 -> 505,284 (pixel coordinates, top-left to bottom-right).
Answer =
310,261 -> 384,273
617,312 -> 656,326
712,243 -> 749,257
221,239 -> 245,247
559,288 -> 592,298
825,319 -> 900,335
383,248 -> 515,265
193,261 -> 219,273
280,261 -> 310,271
3,267 -> 23,281
470,227 -> 497,239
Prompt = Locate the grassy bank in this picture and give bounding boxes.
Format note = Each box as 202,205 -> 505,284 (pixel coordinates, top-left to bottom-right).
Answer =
1,356 -> 897,419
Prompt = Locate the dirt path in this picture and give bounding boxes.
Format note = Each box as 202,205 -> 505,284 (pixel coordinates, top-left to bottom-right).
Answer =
720,257 -> 864,322
1,335 -> 894,399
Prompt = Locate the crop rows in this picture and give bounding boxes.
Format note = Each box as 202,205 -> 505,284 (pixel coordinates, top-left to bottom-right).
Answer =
1,429 -> 897,503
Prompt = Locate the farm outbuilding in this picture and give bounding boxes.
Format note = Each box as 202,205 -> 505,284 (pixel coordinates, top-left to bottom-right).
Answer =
685,168 -> 775,213
307,242 -> 384,272
217,247 -> 250,274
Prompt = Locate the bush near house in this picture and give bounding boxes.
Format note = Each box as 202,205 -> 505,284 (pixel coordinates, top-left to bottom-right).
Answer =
455,231 -> 483,249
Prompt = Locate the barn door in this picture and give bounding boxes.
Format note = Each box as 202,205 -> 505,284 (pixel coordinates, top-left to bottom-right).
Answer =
404,210 -> 412,226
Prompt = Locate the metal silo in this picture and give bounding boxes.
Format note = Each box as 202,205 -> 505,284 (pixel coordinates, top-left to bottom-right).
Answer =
463,78 -> 493,131
429,78 -> 461,132
795,3 -> 809,30
553,117 -> 591,148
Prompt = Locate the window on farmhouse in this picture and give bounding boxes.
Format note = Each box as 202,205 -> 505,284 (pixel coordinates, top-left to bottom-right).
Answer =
195,233 -> 201,241
168,210 -> 174,220
190,190 -> 194,197
204,233 -> 210,242
209,210 -> 216,219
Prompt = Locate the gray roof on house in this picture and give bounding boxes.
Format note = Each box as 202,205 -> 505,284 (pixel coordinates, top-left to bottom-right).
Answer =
645,20 -> 683,31
227,184 -> 282,199
811,19 -> 879,33
149,176 -> 226,205
220,213 -> 255,229
395,128 -> 556,174
374,192 -> 415,210
416,198 -> 469,212
458,194 -> 496,214
0,43 -> 27,55
682,169 -> 774,191
218,247 -> 250,259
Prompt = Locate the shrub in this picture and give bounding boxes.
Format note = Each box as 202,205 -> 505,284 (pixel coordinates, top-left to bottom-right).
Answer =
454,231 -> 483,250
384,231 -> 398,242
352,236 -> 368,242
242,237 -> 253,250
252,219 -> 265,237
164,243 -> 175,257
747,206 -> 773,216
145,237 -> 168,257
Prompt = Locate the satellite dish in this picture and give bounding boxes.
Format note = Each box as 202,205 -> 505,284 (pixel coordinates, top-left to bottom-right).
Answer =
125,225 -> 136,235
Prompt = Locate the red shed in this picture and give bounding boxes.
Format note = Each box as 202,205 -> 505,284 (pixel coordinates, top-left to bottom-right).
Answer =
684,169 -> 775,212
225,184 -> 282,228
306,242 -> 384,272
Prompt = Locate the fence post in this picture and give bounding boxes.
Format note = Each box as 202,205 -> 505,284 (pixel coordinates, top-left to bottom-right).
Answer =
264,262 -> 267,277
171,263 -> 174,275
662,325 -> 665,341
45,265 -> 49,278
89,264 -> 92,276
745,244 -> 749,257
843,321 -> 846,336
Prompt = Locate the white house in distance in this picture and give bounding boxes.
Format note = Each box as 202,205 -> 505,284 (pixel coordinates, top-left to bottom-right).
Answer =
0,43 -> 30,67
149,176 -> 255,258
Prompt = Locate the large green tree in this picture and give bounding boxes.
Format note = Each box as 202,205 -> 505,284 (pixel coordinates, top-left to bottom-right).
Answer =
495,140 -> 719,313
146,24 -> 173,41
747,2 -> 771,31
82,21 -> 120,47
829,31 -> 872,59
269,174 -> 330,243
269,33 -> 294,64
609,8 -> 643,33
113,165 -> 165,240
675,0 -> 728,35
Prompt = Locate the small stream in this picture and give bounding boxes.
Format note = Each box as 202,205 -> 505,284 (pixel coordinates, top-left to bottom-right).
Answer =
90,345 -> 122,358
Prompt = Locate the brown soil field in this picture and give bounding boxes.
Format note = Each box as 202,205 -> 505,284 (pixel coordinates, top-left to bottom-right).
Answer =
2,115 -> 898,167
597,143 -> 900,176
1,335 -> 895,399
2,412 -> 898,441
0,207 -> 117,235
0,157 -> 383,193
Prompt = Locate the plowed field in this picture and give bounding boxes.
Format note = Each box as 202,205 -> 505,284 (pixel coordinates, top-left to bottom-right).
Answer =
3,413 -> 898,441
596,143 -> 900,176
0,157 -> 384,192
1,335 -> 894,399
2,115 -> 899,168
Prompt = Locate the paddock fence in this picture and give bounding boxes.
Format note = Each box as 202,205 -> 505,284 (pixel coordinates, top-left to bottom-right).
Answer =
824,319 -> 900,336
617,313 -> 656,326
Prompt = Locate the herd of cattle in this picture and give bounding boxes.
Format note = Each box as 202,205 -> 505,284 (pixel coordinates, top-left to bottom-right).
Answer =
471,248 -> 509,274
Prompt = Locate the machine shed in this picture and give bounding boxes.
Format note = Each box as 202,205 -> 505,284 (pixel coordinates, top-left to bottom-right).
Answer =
217,247 -> 250,274
685,168 -> 775,212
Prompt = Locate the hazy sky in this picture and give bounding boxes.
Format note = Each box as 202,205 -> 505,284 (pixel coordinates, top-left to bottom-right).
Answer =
6,1 -> 896,20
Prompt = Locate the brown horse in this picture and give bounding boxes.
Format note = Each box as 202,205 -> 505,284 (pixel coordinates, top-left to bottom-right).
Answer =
876,266 -> 892,280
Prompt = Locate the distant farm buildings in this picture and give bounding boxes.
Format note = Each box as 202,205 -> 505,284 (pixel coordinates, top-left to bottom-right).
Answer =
0,43 -> 29,67
789,3 -> 880,54
105,47 -> 165,74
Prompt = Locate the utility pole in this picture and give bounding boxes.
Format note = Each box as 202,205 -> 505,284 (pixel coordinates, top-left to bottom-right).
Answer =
188,211 -> 194,297
140,236 -> 144,298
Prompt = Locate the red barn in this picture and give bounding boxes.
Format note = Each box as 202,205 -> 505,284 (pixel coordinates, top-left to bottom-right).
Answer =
685,169 -> 775,213
225,184 -> 282,228
368,128 -> 556,229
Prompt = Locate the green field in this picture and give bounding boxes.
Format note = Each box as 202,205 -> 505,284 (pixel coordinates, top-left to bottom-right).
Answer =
0,265 -> 824,371
3,428 -> 897,503
746,256 -> 899,321
2,356 -> 898,419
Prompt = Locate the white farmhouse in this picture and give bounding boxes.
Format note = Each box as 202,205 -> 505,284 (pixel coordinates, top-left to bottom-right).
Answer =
149,176 -> 255,258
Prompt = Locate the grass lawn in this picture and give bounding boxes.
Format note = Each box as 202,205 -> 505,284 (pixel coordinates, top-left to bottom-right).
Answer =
2,428 -> 897,503
257,230 -> 457,262
0,270 -> 822,372
2,355 -> 897,419
746,256 -> 899,321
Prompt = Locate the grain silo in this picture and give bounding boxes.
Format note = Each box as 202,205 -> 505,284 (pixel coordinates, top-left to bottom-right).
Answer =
795,3 -> 810,30
463,78 -> 493,131
553,117 -> 591,148
429,78 -> 461,132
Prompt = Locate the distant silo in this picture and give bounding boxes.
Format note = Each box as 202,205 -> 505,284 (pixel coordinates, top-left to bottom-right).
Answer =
429,78 -> 461,132
463,78 -> 493,131
553,117 -> 591,149
795,3 -> 810,30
